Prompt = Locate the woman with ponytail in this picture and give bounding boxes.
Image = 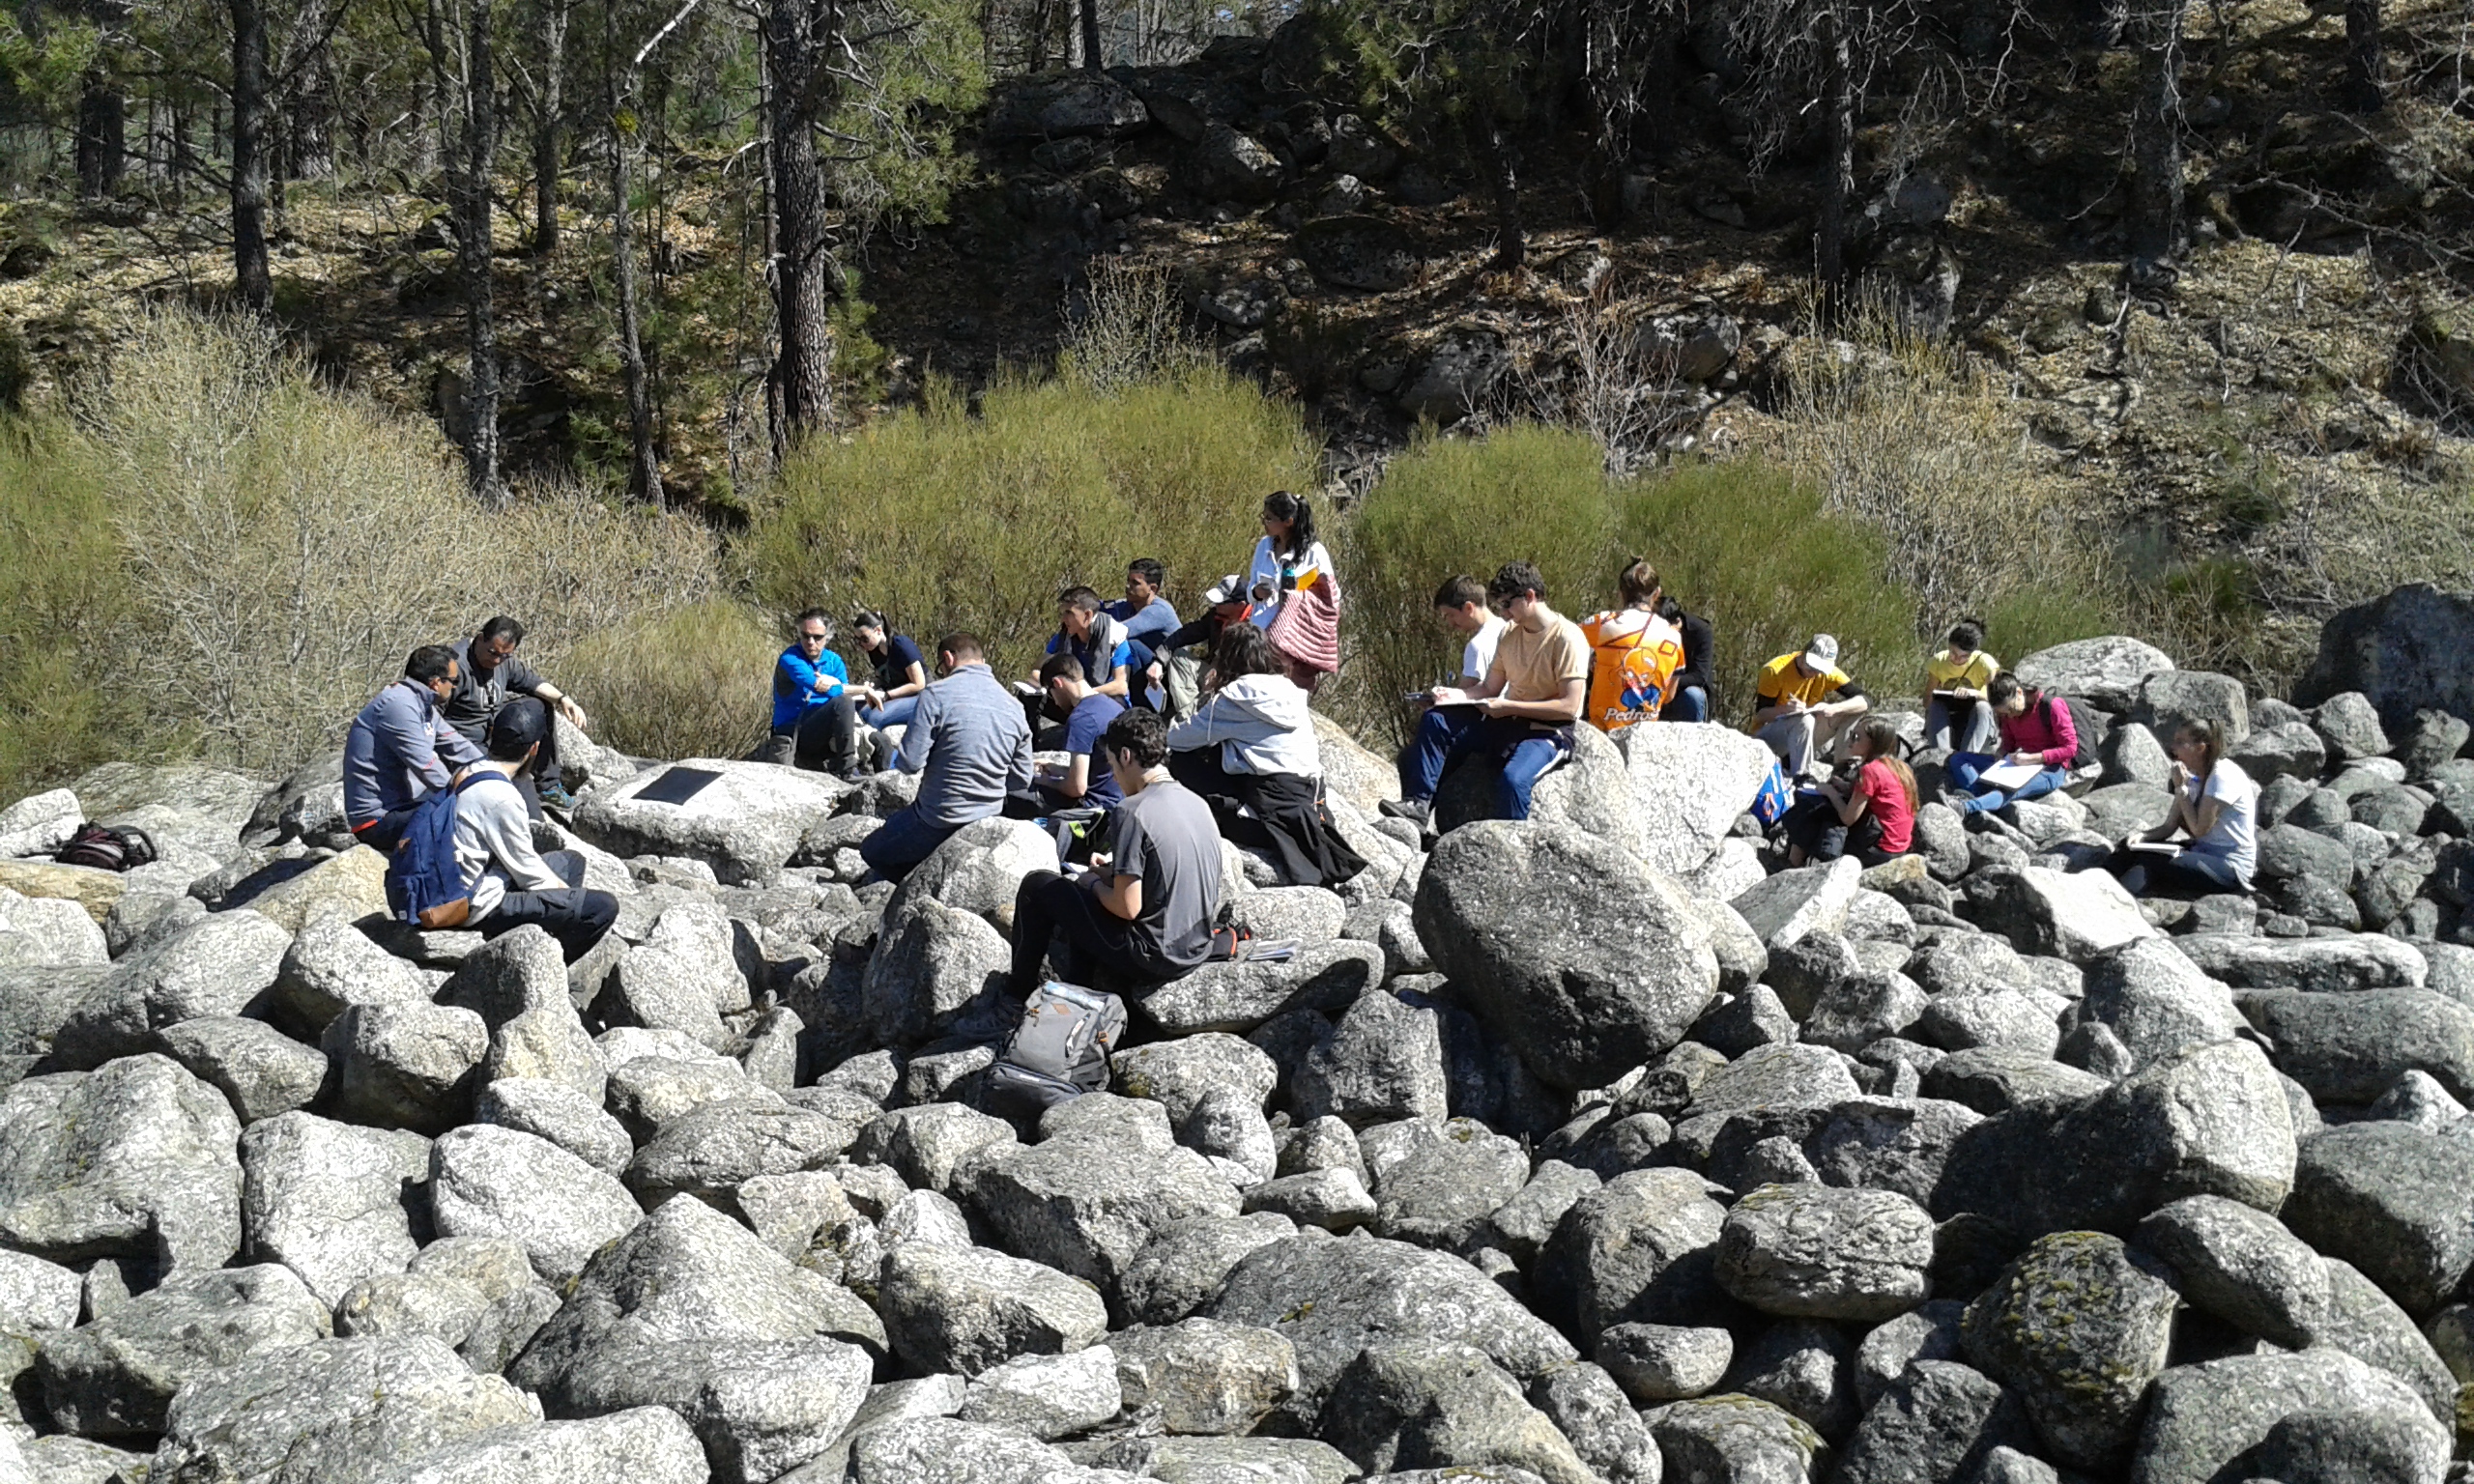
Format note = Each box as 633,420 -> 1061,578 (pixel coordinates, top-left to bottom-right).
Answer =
1250,490 -> 1341,692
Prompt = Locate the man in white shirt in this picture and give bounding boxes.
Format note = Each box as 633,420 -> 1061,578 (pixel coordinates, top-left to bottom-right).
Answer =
1433,574 -> 1508,690
455,700 -> 618,960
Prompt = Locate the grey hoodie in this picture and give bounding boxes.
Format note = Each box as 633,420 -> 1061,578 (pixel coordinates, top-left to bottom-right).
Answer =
1165,673 -> 1320,777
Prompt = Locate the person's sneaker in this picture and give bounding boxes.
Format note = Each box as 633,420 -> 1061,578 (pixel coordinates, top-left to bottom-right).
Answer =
538,782 -> 578,812
1378,797 -> 1432,827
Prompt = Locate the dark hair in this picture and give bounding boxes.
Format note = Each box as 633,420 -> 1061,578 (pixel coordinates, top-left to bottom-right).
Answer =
1213,619 -> 1284,680
1128,557 -> 1165,588
1433,574 -> 1485,611
937,632 -> 985,663
405,644 -> 459,684
1655,594 -> 1684,623
486,697 -> 549,761
1263,490 -> 1317,554
477,615 -> 526,646
1057,585 -> 1104,614
1037,650 -> 1083,686
1854,716 -> 1917,812
795,608 -> 833,639
1619,558 -> 1661,608
2177,717 -> 2225,774
1946,618 -> 1985,653
851,610 -> 886,636
1103,707 -> 1169,768
1487,561 -> 1546,608
1986,672 -> 2026,708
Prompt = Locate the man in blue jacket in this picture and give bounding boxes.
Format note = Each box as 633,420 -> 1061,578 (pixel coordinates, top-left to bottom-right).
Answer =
759,609 -> 854,774
344,644 -> 488,853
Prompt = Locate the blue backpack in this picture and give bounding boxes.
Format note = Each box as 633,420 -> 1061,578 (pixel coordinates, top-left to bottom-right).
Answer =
387,774 -> 487,929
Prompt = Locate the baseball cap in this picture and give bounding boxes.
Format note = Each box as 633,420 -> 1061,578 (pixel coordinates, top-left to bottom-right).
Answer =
488,698 -> 550,756
1802,634 -> 1840,669
1201,573 -> 1248,606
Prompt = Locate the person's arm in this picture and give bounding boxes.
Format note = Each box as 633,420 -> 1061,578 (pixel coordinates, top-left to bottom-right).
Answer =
430,709 -> 488,771
1165,696 -> 1221,753
1821,679 -> 1869,719
895,688 -> 937,774
780,650 -> 834,698
1749,673 -> 1799,728
1485,674 -> 1585,724
1057,754 -> 1091,800
884,659 -> 927,701
1833,769 -> 1876,825
1092,870 -> 1142,921
1093,658 -> 1132,699
1007,718 -> 1035,794
479,783 -> 563,892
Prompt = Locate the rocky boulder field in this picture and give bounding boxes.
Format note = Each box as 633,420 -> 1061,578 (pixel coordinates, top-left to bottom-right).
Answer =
1,590 -> 2473,1484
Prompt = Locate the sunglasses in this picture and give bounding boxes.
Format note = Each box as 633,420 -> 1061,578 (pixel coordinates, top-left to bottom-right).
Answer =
798,631 -> 829,642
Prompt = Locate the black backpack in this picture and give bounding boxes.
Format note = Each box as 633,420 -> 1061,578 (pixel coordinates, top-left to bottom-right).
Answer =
980,980 -> 1128,1119
2047,694 -> 2102,771
54,823 -> 158,872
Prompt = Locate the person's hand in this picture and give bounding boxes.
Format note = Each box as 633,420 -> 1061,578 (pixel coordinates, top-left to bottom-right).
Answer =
1779,696 -> 1807,715
2169,760 -> 2191,792
1476,695 -> 1512,717
558,698 -> 589,732
2007,750 -> 2038,766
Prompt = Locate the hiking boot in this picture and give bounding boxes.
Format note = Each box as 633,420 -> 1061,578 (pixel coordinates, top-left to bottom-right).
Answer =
1378,797 -> 1432,827
538,782 -> 578,812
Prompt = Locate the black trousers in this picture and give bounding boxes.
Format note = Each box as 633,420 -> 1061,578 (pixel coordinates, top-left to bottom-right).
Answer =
484,887 -> 619,962
1008,870 -> 1180,999
1167,749 -> 1365,889
1784,797 -> 1902,867
761,697 -> 867,777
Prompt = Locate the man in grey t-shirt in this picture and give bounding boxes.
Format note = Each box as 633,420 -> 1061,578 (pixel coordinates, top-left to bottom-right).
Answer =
1007,708 -> 1223,997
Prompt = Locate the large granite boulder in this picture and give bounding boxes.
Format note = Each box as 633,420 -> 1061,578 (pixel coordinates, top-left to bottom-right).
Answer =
572,759 -> 847,886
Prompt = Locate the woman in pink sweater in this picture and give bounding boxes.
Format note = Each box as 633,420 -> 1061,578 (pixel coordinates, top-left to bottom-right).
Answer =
1946,673 -> 2078,815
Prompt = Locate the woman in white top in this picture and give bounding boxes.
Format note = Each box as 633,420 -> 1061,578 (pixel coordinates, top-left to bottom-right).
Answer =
1165,623 -> 1362,888
2114,717 -> 2259,897
1247,490 -> 1335,632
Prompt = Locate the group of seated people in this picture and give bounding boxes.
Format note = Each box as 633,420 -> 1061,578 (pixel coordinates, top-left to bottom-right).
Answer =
331,520 -> 2263,1015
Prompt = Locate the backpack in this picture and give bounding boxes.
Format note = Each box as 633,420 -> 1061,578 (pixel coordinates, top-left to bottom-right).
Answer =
54,823 -> 158,872
980,980 -> 1128,1119
1749,758 -> 1796,827
1581,613 -> 1686,734
2046,694 -> 2101,772
386,774 -> 488,929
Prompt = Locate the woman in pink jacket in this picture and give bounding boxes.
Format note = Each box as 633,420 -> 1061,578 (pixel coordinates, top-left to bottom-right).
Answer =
1946,673 -> 2077,815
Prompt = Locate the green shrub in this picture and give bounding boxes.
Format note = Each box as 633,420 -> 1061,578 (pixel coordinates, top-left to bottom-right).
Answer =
1334,425 -> 1932,745
561,599 -> 780,762
0,414 -> 153,796
746,364 -> 1319,676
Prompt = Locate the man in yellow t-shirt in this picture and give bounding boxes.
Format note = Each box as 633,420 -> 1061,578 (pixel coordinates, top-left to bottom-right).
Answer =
1381,560 -> 1589,830
1748,633 -> 1870,780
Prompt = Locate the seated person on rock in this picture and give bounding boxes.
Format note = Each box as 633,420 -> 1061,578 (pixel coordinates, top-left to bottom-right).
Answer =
861,633 -> 1034,882
443,614 -> 590,813
1167,621 -> 1364,889
759,610 -> 862,778
344,644 -> 487,854
2110,717 -> 2258,898
1580,557 -> 1687,735
1007,708 -> 1223,998
1658,594 -> 1717,724
451,700 -> 620,961
1381,560 -> 1589,831
1782,716 -> 1917,868
1108,558 -> 1182,710
1748,633 -> 1869,780
1924,617 -> 2000,756
1007,651 -> 1125,816
850,611 -> 930,735
1023,586 -> 1132,730
1946,672 -> 2076,815
1429,573 -> 1507,694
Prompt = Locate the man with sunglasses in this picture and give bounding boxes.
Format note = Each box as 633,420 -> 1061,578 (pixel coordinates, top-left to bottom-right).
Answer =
759,609 -> 854,773
442,615 -> 590,813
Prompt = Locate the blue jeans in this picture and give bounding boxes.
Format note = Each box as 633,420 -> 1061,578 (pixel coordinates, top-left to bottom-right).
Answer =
1948,753 -> 2068,813
1927,697 -> 1999,754
1665,686 -> 1710,723
859,695 -> 919,731
858,804 -> 962,880
1399,709 -> 1570,821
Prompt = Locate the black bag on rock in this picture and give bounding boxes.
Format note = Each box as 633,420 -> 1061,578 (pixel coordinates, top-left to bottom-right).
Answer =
54,823 -> 158,872
979,979 -> 1128,1119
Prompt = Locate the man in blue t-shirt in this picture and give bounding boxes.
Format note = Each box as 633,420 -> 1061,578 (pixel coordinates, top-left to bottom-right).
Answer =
1107,558 -> 1181,711
761,609 -> 855,774
1014,651 -> 1125,814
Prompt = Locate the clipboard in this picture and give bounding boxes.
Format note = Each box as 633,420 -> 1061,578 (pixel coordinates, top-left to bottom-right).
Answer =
632,766 -> 724,806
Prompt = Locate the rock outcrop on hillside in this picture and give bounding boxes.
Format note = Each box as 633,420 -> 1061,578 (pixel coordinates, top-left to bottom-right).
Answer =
0,592 -> 2471,1483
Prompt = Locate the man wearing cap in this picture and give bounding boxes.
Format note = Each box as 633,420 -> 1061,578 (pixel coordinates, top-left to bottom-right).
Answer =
449,699 -> 619,960
1748,634 -> 1870,780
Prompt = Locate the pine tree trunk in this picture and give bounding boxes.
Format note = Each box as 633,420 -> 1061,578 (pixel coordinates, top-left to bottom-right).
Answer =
606,11 -> 663,505
231,0 -> 273,312
1581,0 -> 1632,230
763,0 -> 842,448
2126,0 -> 2184,271
1079,0 -> 1102,69
460,0 -> 504,502
2343,0 -> 2383,111
1466,113 -> 1524,271
75,79 -> 125,197
282,0 -> 336,181
534,0 -> 569,250
1816,4 -> 1855,290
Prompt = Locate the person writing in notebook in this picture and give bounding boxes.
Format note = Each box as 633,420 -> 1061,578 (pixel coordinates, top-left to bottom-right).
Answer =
1747,634 -> 1869,780
2110,718 -> 2258,897
1944,672 -> 2076,815
1923,618 -> 2000,755
1427,574 -> 1507,697
1380,561 -> 1588,830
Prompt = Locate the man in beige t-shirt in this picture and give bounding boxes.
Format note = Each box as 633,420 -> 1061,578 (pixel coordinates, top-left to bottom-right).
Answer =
1382,560 -> 1589,830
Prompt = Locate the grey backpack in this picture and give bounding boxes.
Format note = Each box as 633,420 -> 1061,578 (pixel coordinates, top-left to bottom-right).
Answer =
981,980 -> 1128,1118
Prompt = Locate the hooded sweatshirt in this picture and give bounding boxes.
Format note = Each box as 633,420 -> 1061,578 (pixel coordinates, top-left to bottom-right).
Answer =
1165,672 -> 1320,778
